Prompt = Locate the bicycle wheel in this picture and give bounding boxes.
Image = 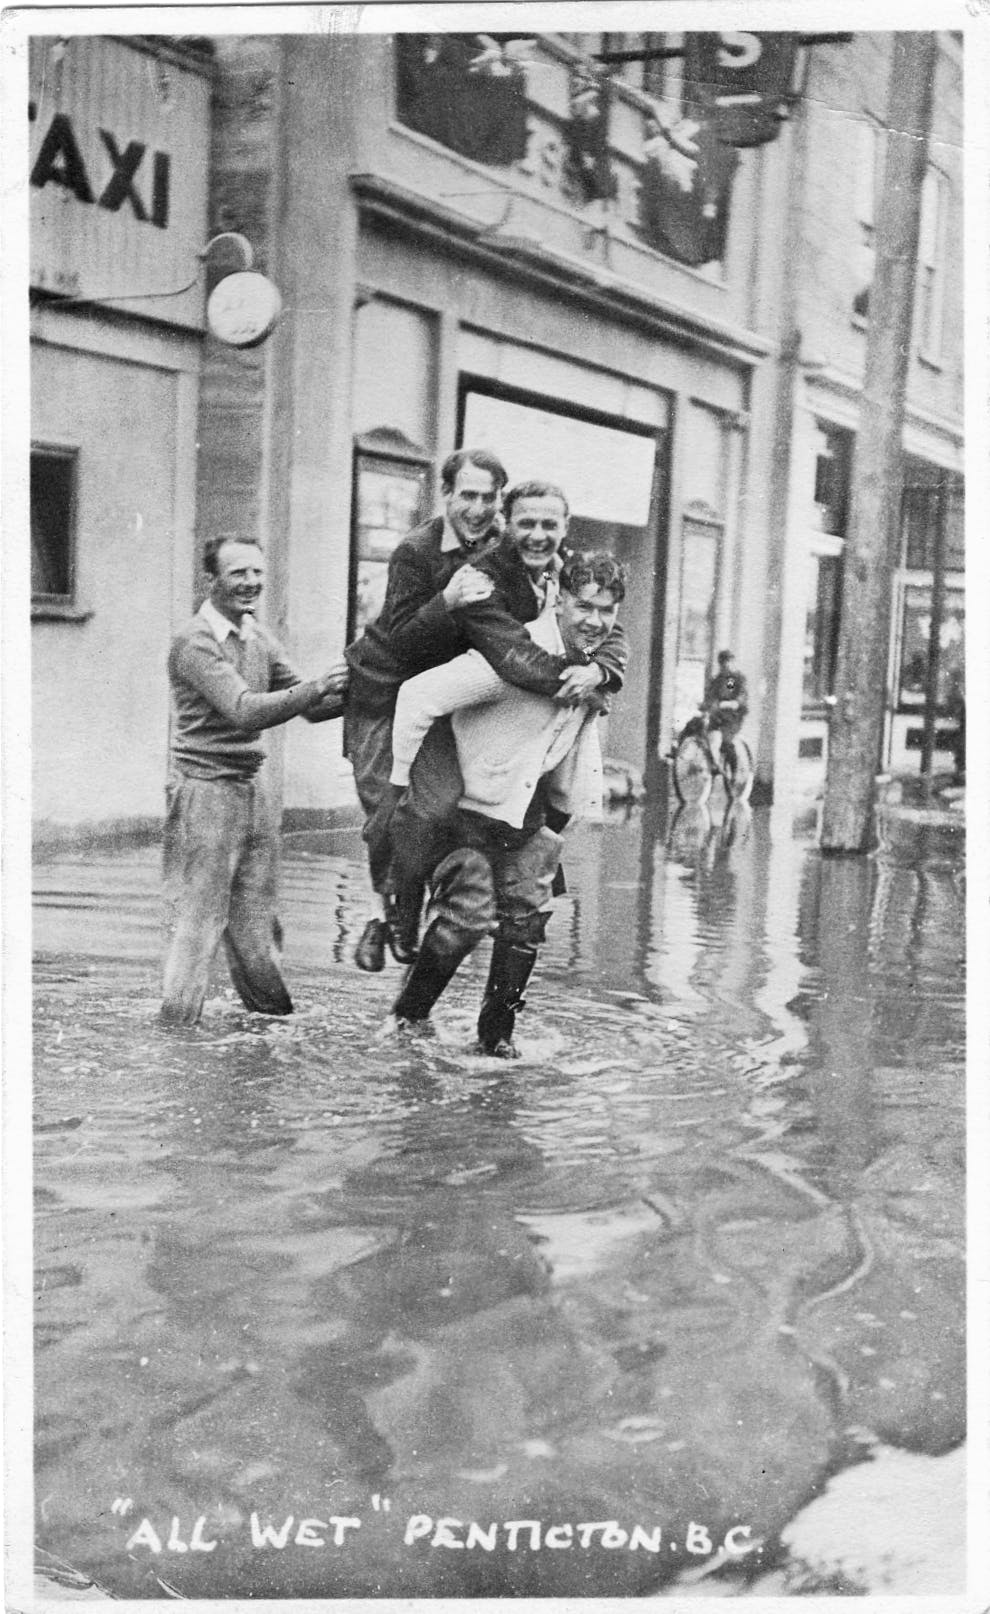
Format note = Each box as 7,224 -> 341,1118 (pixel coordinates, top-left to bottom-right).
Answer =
725,736 -> 754,802
672,734 -> 714,805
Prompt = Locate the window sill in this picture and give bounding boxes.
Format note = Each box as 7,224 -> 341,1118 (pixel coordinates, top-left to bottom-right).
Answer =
31,600 -> 93,623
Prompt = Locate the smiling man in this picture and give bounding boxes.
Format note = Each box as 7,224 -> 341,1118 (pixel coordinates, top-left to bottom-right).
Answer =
160,535 -> 348,1027
344,457 -> 626,971
384,550 -> 628,1056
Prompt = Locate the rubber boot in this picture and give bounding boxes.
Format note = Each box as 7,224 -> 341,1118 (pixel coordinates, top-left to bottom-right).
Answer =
391,917 -> 475,1023
476,941 -> 538,1058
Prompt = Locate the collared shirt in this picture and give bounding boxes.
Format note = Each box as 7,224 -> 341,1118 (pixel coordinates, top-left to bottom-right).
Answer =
168,608 -> 318,782
440,515 -> 493,555
199,597 -> 256,644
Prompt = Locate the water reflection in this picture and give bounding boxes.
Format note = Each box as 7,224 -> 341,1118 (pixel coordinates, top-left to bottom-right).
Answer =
32,804 -> 965,1597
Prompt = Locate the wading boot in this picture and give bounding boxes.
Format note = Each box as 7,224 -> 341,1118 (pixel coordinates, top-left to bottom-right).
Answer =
476,941 -> 538,1058
391,918 -> 475,1025
355,917 -> 387,972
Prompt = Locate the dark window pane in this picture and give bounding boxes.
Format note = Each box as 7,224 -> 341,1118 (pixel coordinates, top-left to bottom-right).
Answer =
803,553 -> 843,704
31,449 -> 76,599
813,424 -> 853,537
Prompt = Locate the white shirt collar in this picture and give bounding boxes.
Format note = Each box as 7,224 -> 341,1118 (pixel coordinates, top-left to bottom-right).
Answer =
199,598 -> 256,643
441,515 -> 465,553
441,515 -> 497,555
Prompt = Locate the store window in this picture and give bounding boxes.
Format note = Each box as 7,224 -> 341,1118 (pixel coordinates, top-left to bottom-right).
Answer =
31,445 -> 77,604
812,423 -> 853,537
901,470 -> 965,572
898,584 -> 964,710
802,553 -> 843,705
349,428 -> 431,640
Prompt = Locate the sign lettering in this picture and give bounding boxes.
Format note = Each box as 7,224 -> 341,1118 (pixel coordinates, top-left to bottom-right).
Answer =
30,109 -> 171,230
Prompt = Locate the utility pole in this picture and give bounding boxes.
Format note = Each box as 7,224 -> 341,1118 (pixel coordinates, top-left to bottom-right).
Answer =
819,32 -> 938,853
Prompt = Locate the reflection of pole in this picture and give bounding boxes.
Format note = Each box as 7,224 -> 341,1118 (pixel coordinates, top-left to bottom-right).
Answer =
820,33 -> 938,853
919,483 -> 947,795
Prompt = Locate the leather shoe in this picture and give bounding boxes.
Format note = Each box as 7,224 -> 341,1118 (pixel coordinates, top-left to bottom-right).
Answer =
355,917 -> 387,972
384,898 -> 419,965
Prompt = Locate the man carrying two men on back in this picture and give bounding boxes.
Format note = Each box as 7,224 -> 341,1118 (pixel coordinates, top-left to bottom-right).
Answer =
344,448 -> 626,972
160,452 -> 627,1050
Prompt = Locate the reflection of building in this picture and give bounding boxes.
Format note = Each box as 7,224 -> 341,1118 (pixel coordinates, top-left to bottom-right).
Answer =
28,29 -> 964,840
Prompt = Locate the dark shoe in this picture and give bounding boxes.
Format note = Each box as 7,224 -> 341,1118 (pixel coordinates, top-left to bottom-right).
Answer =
476,941 -> 538,1057
392,918 -> 476,1022
355,917 -> 387,973
384,891 -> 420,965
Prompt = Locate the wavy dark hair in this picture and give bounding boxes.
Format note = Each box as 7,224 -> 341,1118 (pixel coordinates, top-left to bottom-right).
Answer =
502,479 -> 570,521
560,549 -> 627,603
440,447 -> 509,495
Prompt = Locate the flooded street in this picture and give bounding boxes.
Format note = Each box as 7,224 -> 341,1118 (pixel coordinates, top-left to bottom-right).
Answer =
31,801 -> 966,1598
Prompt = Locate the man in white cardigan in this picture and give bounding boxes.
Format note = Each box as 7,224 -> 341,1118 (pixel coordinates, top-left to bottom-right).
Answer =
385,550 -> 627,1056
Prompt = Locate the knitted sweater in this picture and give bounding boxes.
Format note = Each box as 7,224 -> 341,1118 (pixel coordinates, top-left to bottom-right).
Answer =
168,607 -> 334,781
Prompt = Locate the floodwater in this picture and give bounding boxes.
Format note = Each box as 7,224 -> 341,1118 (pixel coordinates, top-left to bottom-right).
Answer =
30,797 -> 966,1598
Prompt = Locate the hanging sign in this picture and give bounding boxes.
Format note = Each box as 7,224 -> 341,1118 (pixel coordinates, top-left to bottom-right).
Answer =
207,271 -> 282,348
684,32 -> 799,148
639,112 -> 738,267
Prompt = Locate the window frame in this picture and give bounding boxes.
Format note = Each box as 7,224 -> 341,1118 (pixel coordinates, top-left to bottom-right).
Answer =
30,441 -> 90,621
851,115 -> 884,326
916,164 -> 948,364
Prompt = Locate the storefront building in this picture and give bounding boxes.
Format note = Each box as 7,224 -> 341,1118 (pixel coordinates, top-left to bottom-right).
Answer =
29,34 -> 212,841
765,31 -> 964,797
30,29 -> 962,841
197,29 -> 963,824
198,30 -> 792,821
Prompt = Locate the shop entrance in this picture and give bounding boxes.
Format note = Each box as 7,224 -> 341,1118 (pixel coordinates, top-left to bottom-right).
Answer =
459,379 -> 669,784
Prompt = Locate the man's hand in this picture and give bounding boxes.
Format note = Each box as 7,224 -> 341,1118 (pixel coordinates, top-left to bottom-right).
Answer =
316,657 -> 350,701
555,663 -> 605,705
443,565 -> 494,610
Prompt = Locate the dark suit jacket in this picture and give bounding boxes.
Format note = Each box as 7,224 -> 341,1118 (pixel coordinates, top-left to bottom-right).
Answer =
346,519 -> 627,713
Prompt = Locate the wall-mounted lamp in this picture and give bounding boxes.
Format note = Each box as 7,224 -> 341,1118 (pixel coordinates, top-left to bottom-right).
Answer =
199,233 -> 282,348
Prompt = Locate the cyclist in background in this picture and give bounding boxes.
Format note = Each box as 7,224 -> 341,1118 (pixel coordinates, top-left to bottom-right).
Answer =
702,649 -> 749,774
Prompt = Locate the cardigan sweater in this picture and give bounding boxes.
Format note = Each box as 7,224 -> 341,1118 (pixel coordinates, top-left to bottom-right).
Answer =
391,600 -> 604,828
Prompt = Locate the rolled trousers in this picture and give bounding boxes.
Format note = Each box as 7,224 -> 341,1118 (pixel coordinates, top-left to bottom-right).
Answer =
161,775 -> 292,1026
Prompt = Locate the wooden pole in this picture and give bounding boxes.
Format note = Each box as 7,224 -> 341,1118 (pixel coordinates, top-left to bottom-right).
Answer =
819,32 -> 938,852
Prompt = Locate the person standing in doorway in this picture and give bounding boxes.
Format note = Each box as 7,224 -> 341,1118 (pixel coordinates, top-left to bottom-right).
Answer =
160,535 -> 348,1027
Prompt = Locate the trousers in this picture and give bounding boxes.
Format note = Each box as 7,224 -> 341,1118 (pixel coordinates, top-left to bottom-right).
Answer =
394,805 -> 563,947
160,774 -> 292,1026
343,697 -> 464,893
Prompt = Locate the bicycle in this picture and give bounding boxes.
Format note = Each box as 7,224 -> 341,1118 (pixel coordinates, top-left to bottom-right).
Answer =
671,705 -> 754,806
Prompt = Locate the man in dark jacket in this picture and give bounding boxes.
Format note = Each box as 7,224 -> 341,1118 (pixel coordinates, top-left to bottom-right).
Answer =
345,454 -> 624,968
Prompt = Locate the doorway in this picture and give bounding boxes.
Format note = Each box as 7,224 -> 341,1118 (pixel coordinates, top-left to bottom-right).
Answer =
459,378 -> 670,781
